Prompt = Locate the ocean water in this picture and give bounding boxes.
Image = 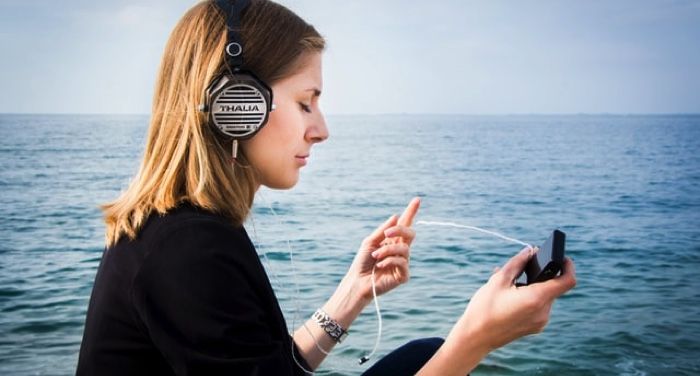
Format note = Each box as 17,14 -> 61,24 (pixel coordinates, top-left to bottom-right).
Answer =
1,113 -> 699,375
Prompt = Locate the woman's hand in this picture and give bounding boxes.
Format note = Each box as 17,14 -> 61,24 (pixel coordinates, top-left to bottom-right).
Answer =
456,247 -> 576,350
452,247 -> 576,351
418,247 -> 577,375
346,197 -> 421,304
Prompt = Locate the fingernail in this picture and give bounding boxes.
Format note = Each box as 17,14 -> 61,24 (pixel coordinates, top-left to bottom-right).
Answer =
371,250 -> 379,258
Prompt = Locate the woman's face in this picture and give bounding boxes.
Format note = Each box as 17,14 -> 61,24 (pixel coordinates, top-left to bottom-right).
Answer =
241,52 -> 328,190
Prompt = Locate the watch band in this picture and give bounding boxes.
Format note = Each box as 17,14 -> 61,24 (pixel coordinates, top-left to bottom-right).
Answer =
312,309 -> 348,343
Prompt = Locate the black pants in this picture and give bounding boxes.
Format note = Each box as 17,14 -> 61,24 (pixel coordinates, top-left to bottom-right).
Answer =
361,337 -> 445,376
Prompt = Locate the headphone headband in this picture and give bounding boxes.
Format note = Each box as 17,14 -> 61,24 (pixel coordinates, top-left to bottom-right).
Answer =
215,0 -> 251,70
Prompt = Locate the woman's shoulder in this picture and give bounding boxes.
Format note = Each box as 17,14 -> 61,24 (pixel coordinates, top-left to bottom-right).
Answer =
121,202 -> 254,263
133,202 -> 259,275
142,202 -> 245,242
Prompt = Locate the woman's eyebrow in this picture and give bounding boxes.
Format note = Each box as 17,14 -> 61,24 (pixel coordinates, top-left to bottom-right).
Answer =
305,88 -> 321,97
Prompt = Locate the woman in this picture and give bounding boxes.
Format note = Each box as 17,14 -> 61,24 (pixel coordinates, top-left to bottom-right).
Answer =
77,0 -> 576,375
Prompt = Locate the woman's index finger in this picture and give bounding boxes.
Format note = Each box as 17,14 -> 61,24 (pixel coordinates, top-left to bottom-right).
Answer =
398,197 -> 421,227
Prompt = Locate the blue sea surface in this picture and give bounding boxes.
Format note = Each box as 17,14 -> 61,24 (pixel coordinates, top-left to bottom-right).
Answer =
1,114 -> 699,375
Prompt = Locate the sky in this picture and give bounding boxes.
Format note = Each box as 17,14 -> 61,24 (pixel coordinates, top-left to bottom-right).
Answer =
1,0 -> 699,115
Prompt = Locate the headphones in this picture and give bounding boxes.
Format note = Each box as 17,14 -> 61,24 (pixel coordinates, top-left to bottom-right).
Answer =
199,0 -> 274,143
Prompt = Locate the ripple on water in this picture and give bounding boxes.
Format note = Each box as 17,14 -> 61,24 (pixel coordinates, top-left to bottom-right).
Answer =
0,288 -> 25,298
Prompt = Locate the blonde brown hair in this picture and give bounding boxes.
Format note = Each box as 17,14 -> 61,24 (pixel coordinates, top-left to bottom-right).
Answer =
102,0 -> 325,246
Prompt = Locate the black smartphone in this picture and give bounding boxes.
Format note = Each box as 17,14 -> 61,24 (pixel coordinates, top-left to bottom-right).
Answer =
516,229 -> 566,286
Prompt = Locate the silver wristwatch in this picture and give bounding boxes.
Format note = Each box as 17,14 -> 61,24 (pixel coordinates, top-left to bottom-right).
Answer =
312,309 -> 349,343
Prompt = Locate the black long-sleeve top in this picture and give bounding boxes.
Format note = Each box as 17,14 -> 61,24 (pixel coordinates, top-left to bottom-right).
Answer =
77,203 -> 310,375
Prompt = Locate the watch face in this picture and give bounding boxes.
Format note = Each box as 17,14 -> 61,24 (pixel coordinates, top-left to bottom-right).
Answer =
326,322 -> 338,334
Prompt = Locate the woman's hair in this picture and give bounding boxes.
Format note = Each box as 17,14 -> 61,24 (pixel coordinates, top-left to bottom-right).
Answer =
102,0 -> 325,247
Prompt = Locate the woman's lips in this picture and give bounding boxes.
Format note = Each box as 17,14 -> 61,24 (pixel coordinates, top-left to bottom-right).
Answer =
295,155 -> 309,166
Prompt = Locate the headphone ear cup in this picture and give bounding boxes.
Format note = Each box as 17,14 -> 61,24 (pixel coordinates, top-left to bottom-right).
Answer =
206,71 -> 273,140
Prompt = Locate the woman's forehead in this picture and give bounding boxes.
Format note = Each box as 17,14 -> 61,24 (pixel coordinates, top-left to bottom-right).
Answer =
275,53 -> 323,93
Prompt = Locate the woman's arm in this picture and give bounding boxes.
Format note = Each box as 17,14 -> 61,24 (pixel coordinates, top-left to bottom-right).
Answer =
293,198 -> 421,370
292,272 -> 370,369
417,249 -> 577,375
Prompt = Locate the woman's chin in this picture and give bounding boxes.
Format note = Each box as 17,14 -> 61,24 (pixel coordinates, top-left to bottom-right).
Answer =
261,174 -> 299,190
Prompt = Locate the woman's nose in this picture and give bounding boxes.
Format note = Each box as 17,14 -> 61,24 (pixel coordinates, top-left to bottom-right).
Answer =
306,111 -> 329,143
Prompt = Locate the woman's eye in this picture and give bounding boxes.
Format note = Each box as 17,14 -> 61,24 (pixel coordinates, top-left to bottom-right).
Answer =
299,103 -> 312,113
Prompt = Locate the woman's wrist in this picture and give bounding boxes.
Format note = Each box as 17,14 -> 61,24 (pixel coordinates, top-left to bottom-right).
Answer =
321,275 -> 369,329
417,326 -> 491,376
292,275 -> 369,370
450,313 -> 493,350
